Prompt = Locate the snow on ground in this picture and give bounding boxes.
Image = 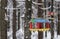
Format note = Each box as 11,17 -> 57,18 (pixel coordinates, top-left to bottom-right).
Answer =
57,35 -> 60,39
31,31 -> 60,39
16,29 -> 24,39
7,29 -> 24,39
7,28 -> 60,39
31,31 -> 38,39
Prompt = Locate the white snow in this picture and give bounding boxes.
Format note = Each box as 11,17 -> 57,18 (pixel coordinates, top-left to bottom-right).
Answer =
7,0 -> 60,39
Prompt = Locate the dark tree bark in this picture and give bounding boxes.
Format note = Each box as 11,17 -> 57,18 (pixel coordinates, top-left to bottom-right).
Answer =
57,14 -> 60,35
24,0 -> 32,39
50,21 -> 54,39
12,0 -> 17,39
0,0 -> 7,39
50,0 -> 54,39
18,9 -> 20,30
57,4 -> 60,35
38,0 -> 43,39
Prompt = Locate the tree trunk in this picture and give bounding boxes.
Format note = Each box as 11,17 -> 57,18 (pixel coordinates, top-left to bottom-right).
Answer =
18,9 -> 20,30
24,0 -> 32,39
44,0 -> 47,37
51,0 -> 54,39
57,4 -> 60,35
0,0 -> 7,39
50,21 -> 54,39
12,0 -> 17,39
38,0 -> 43,39
57,14 -> 60,35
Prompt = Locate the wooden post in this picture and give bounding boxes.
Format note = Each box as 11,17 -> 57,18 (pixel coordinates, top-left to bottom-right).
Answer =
38,0 -> 43,39
0,0 -> 7,39
12,0 -> 17,39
